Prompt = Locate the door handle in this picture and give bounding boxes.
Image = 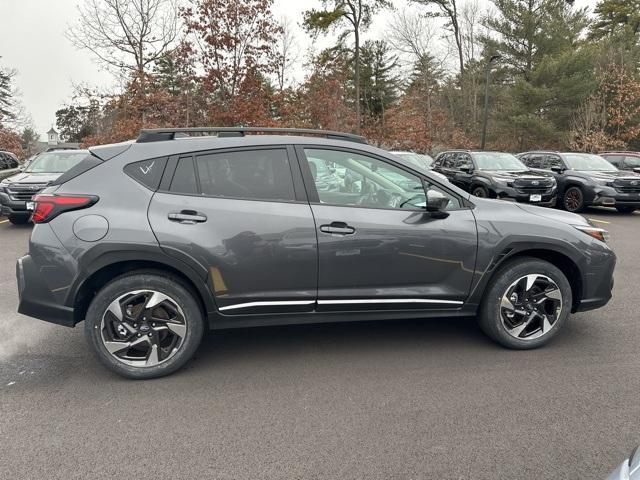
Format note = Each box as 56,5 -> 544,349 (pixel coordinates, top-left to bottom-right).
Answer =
319,221 -> 355,235
168,210 -> 207,224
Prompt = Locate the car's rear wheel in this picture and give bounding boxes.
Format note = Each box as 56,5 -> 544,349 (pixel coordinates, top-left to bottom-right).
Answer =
8,214 -> 30,225
472,185 -> 489,198
85,271 -> 204,379
478,258 -> 572,349
562,186 -> 585,212
615,206 -> 636,214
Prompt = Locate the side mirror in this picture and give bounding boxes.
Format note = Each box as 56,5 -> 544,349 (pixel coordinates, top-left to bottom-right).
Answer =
460,164 -> 473,173
550,166 -> 564,173
426,192 -> 450,219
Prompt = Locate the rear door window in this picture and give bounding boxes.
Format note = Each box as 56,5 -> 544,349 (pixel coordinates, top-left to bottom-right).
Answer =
195,149 -> 295,202
169,157 -> 198,195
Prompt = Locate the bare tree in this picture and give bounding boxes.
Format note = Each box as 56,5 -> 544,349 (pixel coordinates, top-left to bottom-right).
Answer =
387,8 -> 438,64
67,0 -> 179,77
411,0 -> 464,80
276,16 -> 299,92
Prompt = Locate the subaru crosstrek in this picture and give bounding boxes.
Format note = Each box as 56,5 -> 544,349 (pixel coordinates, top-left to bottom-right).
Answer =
16,128 -> 616,379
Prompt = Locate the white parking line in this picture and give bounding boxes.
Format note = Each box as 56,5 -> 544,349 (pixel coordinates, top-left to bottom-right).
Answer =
0,219 -> 8,224
588,218 -> 610,225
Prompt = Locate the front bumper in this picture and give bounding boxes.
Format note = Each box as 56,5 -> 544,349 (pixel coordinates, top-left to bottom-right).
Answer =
17,255 -> 75,327
588,186 -> 640,208
495,185 -> 557,206
573,244 -> 616,313
0,190 -> 29,216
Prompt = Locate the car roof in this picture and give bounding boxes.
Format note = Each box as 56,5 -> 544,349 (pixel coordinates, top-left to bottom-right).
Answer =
90,135 -> 433,174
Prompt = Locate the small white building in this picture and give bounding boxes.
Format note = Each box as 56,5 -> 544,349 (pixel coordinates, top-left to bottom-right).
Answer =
35,126 -> 81,153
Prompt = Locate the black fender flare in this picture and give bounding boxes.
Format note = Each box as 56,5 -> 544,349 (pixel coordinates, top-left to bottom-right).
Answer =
66,242 -> 217,314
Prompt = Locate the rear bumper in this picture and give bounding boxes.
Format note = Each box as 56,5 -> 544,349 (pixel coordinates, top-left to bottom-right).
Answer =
16,254 -> 75,327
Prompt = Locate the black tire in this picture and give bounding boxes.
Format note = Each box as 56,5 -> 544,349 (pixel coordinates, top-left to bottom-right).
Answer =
562,186 -> 585,213
477,257 -> 572,350
615,206 -> 636,214
472,185 -> 489,198
8,214 -> 30,225
84,270 -> 205,379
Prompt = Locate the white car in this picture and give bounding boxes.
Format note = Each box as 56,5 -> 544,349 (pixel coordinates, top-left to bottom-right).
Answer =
390,151 -> 449,183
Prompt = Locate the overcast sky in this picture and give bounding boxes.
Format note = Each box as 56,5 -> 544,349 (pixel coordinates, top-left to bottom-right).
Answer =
0,0 -> 597,139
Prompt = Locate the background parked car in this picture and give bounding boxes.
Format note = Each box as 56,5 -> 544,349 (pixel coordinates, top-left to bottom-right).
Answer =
433,150 -> 557,206
0,149 -> 88,224
390,151 -> 448,183
600,152 -> 640,175
518,151 -> 640,214
0,151 -> 20,181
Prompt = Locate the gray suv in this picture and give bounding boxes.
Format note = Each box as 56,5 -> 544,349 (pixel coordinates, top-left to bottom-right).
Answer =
16,128 -> 616,379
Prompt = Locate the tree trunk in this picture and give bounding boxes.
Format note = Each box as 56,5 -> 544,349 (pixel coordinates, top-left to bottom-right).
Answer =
354,28 -> 361,133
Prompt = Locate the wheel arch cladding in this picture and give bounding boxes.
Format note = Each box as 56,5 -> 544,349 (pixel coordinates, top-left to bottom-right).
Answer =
480,249 -> 583,312
71,259 -> 213,325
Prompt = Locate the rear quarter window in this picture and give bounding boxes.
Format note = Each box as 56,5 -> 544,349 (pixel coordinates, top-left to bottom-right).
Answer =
123,157 -> 168,190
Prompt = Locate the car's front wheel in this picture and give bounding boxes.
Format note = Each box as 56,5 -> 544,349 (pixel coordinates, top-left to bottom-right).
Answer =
477,258 -> 572,349
85,271 -> 204,379
472,185 -> 489,198
562,186 -> 585,212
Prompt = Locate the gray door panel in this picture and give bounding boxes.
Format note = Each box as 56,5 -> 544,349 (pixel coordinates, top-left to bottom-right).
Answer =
310,204 -> 477,308
148,193 -> 318,313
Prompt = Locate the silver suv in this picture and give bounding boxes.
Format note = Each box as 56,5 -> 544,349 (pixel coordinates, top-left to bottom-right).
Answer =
16,128 -> 616,379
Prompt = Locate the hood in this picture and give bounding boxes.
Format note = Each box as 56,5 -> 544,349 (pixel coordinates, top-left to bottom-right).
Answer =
1,171 -> 62,185
484,170 -> 553,180
514,202 -> 588,226
575,170 -> 640,181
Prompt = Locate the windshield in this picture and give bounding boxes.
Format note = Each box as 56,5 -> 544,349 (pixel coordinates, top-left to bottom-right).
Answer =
26,151 -> 86,173
563,153 -> 618,171
473,152 -> 528,171
395,153 -> 434,170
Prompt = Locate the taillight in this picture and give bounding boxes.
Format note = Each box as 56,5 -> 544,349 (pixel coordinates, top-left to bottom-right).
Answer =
31,194 -> 99,223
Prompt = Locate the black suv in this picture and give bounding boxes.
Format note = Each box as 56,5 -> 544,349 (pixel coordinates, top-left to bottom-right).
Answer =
16,128 -> 615,379
0,149 -> 88,224
518,151 -> 640,213
433,150 -> 557,206
0,150 -> 20,181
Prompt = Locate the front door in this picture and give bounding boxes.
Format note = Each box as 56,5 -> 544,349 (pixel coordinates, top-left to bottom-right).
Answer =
148,146 -> 318,315
298,147 -> 478,311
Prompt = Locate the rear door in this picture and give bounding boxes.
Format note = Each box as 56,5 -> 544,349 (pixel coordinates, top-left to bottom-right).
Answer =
148,146 -> 318,315
297,146 -> 477,310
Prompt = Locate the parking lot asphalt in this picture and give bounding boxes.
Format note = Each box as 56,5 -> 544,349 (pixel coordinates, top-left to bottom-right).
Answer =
0,209 -> 639,480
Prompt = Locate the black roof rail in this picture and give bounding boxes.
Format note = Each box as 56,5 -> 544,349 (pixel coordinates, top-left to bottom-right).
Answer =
136,127 -> 368,145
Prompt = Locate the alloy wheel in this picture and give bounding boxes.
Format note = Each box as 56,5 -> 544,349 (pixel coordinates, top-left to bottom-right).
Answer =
499,274 -> 563,340
100,290 -> 187,367
564,188 -> 582,212
473,187 -> 487,198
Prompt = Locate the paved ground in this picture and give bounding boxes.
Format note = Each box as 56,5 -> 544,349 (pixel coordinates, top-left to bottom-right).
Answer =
0,209 -> 638,480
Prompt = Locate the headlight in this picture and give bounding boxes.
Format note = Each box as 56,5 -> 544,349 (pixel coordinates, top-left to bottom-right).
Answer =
573,224 -> 609,243
493,177 -> 511,186
588,177 -> 609,186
